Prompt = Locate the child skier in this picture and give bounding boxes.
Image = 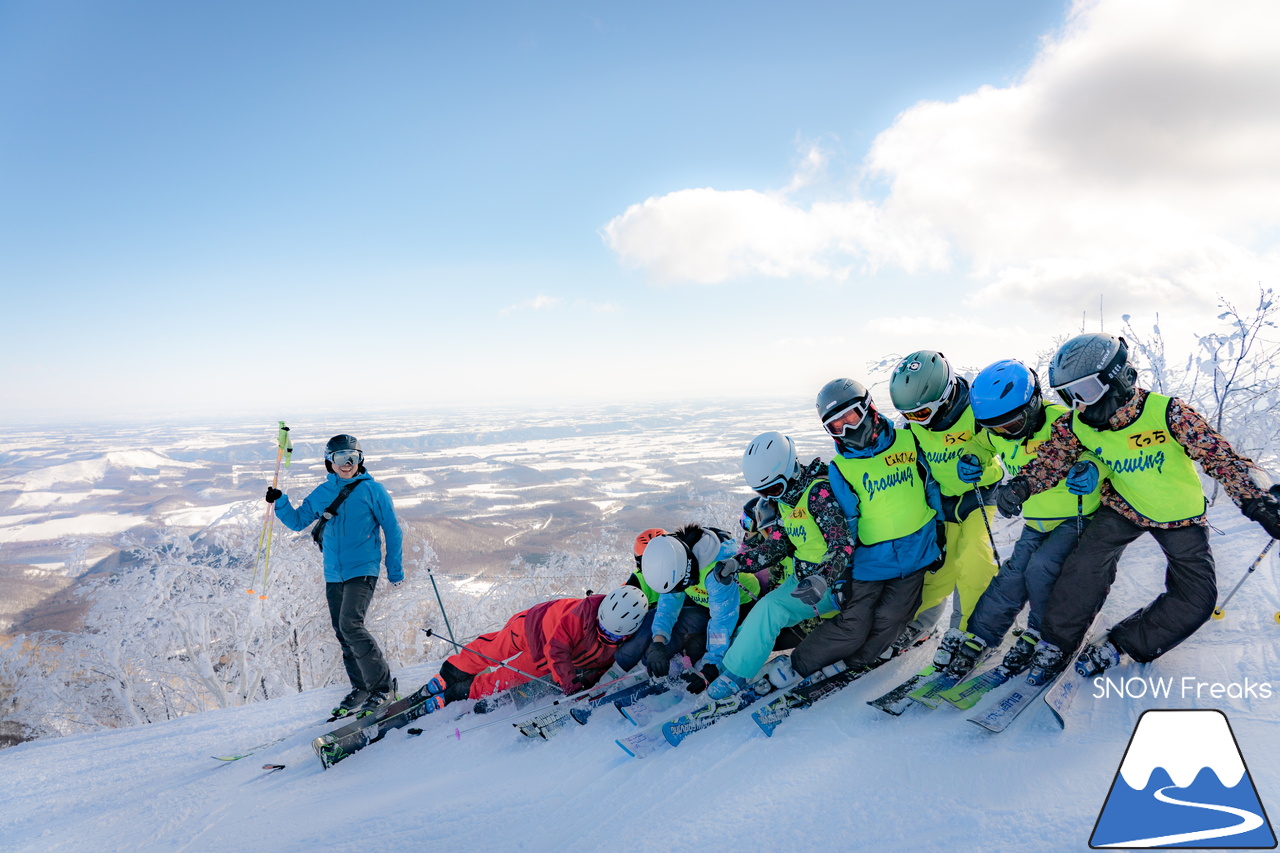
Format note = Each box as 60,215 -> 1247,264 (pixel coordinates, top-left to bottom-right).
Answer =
638,524 -> 761,691
889,350 -> 1003,660
701,430 -> 854,700
993,333 -> 1280,683
936,360 -> 1105,679
782,378 -> 946,680
420,587 -> 650,711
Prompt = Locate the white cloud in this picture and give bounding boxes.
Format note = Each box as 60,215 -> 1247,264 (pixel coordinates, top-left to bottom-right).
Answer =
603,0 -> 1280,317
499,294 -> 562,315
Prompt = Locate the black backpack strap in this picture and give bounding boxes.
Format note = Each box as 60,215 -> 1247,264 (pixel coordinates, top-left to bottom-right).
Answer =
311,479 -> 366,551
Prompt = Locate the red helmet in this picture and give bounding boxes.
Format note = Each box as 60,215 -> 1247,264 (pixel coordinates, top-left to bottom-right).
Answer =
633,528 -> 667,558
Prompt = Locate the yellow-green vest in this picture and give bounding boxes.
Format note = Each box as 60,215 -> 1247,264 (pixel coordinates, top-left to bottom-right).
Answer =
1069,394 -> 1206,524
776,479 -> 832,564
629,570 -> 661,607
830,428 -> 936,545
991,405 -> 1103,526
909,407 -> 1001,497
685,559 -> 761,607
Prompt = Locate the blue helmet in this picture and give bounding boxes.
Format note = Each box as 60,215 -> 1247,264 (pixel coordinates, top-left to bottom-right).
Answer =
970,360 -> 1042,440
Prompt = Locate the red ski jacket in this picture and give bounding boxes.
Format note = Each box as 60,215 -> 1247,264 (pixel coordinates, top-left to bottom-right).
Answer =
523,595 -> 617,691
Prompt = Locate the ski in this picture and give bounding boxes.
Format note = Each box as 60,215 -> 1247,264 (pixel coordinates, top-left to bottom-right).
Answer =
752,667 -> 872,737
512,672 -> 653,740
313,681 -> 439,769
937,664 -> 1015,710
968,618 -> 1104,733
660,689 -> 763,747
1042,625 -> 1112,727
752,631 -> 936,736
617,689 -> 685,727
909,647 -> 1000,710
615,723 -> 669,759
866,664 -> 937,715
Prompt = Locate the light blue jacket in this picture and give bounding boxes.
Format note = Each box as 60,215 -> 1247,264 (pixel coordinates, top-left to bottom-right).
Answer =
274,471 -> 404,584
650,532 -> 740,668
827,420 -> 944,582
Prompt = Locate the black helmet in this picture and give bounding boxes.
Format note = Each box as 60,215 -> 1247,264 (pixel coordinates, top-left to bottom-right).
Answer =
1048,334 -> 1137,428
324,434 -> 364,472
816,378 -> 880,451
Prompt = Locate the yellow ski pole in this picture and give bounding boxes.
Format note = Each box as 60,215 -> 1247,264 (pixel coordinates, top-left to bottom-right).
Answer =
249,422 -> 291,597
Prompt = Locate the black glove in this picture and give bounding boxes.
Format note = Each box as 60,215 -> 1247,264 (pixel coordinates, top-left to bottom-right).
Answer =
1243,495 -> 1280,540
680,663 -> 719,695
714,556 -> 741,583
791,574 -> 828,607
644,641 -> 674,679
265,487 -> 283,503
994,477 -> 1031,518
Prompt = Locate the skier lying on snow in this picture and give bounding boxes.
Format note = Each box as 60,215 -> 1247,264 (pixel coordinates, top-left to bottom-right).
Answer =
418,587 -> 650,713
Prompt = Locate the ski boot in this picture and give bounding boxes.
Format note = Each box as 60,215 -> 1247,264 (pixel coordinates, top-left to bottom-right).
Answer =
705,671 -> 747,700
944,633 -> 987,679
1025,641 -> 1066,686
356,679 -> 398,718
1001,628 -> 1039,674
331,688 -> 369,719
932,627 -> 969,669
1075,639 -> 1121,677
750,655 -> 801,695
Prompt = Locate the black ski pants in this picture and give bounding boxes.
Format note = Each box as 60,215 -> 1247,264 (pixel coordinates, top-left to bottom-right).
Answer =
789,570 -> 926,677
326,576 -> 392,693
1040,506 -> 1216,663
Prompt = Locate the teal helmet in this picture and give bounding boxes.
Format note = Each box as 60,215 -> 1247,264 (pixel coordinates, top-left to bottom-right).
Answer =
889,350 -> 956,427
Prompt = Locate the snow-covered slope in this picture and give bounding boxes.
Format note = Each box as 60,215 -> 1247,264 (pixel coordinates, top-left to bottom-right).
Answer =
2,504 -> 1279,853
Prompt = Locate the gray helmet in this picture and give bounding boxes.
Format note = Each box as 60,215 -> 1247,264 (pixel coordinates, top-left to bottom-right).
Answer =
1048,333 -> 1136,427
889,350 -> 956,427
742,431 -> 799,496
816,378 -> 879,450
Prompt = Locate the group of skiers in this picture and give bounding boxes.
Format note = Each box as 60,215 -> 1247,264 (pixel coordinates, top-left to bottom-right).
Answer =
267,331 -> 1280,724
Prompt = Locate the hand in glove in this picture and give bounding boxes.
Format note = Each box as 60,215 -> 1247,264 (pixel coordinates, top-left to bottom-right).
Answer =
714,556 -> 741,583
679,663 -> 719,695
1243,494 -> 1280,540
1065,461 -> 1099,496
791,573 -> 828,607
994,477 -> 1031,518
956,454 -> 985,485
644,641 -> 674,679
265,487 -> 283,503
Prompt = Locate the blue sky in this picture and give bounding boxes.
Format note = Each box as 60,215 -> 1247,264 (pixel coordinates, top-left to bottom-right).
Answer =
4,1 -> 1278,422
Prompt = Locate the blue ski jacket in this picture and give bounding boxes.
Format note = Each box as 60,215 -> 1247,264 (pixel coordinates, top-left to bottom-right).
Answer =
827,419 -> 944,582
274,471 -> 404,584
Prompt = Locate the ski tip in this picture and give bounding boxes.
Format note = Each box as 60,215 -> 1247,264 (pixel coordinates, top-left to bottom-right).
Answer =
616,739 -> 640,758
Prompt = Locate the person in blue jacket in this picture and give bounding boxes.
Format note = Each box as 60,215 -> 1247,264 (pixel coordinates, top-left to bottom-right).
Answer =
266,434 -> 404,718
785,378 -> 945,679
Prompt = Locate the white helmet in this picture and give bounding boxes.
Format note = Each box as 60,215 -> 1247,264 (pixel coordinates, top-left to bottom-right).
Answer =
742,431 -> 799,495
598,586 -> 649,638
640,535 -> 694,594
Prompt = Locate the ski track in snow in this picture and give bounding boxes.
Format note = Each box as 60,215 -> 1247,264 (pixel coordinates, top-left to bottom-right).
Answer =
2,504 -> 1279,852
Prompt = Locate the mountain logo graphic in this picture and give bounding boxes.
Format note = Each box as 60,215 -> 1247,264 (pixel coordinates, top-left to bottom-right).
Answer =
1091,709 -> 1276,849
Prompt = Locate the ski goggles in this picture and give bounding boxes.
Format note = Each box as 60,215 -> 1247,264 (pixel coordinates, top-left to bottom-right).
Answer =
822,399 -> 869,438
754,476 -> 788,498
597,625 -> 628,645
1052,373 -> 1109,408
899,400 -> 944,424
326,449 -> 363,467
977,406 -> 1034,437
